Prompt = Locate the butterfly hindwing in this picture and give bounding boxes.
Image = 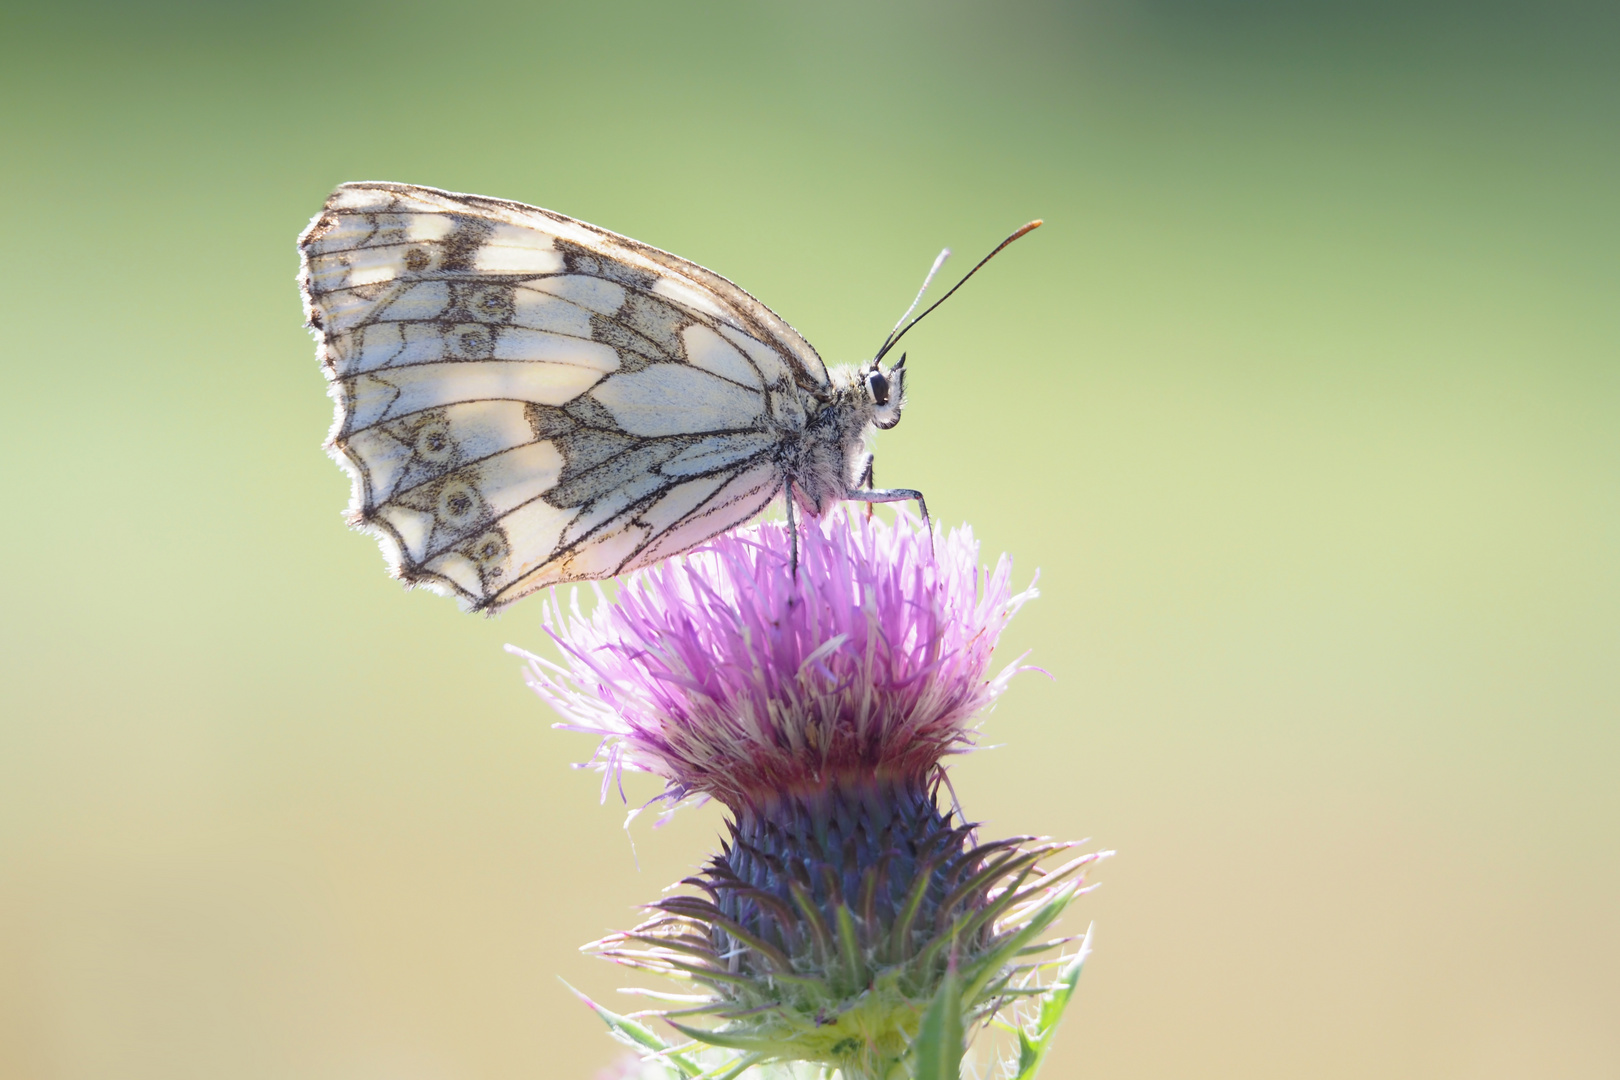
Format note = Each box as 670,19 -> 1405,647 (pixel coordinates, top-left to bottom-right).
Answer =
298,182 -> 825,609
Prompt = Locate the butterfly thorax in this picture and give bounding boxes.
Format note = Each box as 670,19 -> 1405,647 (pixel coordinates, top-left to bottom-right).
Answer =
781,366 -> 881,516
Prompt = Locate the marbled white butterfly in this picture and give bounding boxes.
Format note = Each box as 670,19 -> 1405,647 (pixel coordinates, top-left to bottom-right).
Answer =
298,182 -> 1038,611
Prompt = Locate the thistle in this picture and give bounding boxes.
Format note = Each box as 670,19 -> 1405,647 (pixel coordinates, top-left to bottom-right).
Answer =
514,510 -> 1105,1080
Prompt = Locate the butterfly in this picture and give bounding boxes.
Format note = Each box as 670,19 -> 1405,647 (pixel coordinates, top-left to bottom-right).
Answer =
298,182 -> 1038,611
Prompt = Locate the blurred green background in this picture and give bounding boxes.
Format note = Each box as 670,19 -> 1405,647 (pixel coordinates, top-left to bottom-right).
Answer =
1,1 -> 1615,1077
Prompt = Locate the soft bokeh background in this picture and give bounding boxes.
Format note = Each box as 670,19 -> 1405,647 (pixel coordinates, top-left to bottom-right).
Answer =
2,1 -> 1615,1077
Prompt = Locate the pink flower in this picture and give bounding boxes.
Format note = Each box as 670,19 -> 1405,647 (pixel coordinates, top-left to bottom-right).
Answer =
512,508 -> 1038,812
512,509 -> 1103,1080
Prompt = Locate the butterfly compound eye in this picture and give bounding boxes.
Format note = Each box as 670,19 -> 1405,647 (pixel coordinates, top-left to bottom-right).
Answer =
866,370 -> 891,406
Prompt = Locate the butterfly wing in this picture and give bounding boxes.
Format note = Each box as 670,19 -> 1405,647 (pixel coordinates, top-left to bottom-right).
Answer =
298,182 -> 825,610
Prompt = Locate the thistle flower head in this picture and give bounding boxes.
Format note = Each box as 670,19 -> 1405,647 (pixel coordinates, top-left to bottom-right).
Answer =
513,509 -> 1105,1080
515,508 -> 1037,812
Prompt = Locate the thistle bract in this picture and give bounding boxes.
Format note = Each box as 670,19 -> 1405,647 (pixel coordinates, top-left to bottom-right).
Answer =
514,510 -> 1103,1080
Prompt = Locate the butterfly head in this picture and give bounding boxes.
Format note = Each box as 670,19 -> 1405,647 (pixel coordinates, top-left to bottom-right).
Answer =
865,353 -> 906,430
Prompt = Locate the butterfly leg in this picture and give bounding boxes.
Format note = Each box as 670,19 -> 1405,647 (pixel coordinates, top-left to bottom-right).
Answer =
851,487 -> 930,530
856,455 -> 876,520
784,479 -> 800,579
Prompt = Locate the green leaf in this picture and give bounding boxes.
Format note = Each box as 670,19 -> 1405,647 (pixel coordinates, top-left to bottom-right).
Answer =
1009,924 -> 1093,1080
1016,1028 -> 1040,1075
561,980 -> 704,1078
912,966 -> 964,1080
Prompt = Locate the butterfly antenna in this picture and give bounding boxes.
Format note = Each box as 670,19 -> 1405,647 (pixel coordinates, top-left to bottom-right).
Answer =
873,219 -> 1043,364
876,247 -> 952,360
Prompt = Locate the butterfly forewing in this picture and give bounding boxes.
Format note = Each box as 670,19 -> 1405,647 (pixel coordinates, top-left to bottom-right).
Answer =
298,182 -> 828,610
